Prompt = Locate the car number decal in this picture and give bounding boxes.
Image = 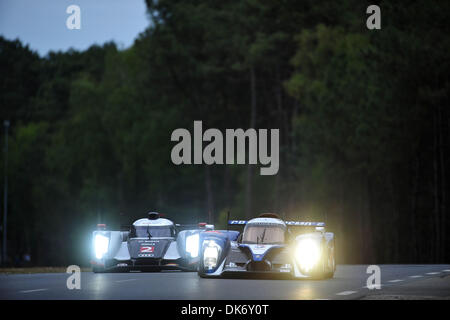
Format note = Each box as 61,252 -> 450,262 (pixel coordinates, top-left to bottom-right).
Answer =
140,246 -> 155,253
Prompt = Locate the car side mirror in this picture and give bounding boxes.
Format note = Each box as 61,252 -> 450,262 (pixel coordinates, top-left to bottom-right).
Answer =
237,233 -> 243,243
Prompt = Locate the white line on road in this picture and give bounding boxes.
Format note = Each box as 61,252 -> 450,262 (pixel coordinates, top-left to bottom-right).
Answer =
443,270 -> 450,272
409,275 -> 423,278
388,279 -> 404,283
115,279 -> 137,283
426,272 -> 440,275
336,291 -> 357,296
20,288 -> 48,293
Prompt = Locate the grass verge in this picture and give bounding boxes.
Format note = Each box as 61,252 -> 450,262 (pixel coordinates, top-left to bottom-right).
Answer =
0,267 -> 92,274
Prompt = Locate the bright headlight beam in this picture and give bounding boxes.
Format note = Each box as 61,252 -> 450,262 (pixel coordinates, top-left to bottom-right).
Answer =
94,234 -> 109,259
204,246 -> 218,259
186,233 -> 199,258
203,241 -> 220,270
295,238 -> 320,272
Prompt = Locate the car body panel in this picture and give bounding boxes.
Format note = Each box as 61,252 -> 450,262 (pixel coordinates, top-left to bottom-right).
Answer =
91,214 -> 213,272
198,217 -> 335,279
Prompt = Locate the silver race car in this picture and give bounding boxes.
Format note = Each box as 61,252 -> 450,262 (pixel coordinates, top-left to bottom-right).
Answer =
91,212 -> 212,272
197,213 -> 336,279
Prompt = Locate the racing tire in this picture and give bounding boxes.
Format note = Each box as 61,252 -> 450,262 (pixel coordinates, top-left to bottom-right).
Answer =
309,247 -> 335,280
197,260 -> 211,278
324,246 -> 336,279
310,265 -> 327,280
197,267 -> 210,278
197,264 -> 208,278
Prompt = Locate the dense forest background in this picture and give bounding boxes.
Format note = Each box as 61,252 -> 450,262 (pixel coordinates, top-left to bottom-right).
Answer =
0,0 -> 449,266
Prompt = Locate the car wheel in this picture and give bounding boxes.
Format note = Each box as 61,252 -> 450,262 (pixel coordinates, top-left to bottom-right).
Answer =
198,267 -> 209,278
197,263 -> 207,277
312,260 -> 327,280
324,248 -> 335,279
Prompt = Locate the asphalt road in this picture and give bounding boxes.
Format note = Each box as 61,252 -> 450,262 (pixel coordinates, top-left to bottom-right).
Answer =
0,265 -> 449,300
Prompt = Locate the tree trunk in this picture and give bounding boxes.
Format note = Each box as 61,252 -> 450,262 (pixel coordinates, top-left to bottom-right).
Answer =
387,170 -> 399,262
274,65 -> 283,212
205,165 -> 214,224
410,155 -> 420,262
223,165 -> 231,209
433,107 -> 440,262
245,66 -> 257,218
437,105 -> 446,262
364,174 -> 374,263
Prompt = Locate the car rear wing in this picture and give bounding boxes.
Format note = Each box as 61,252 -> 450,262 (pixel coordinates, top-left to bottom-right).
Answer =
228,220 -> 325,227
176,223 -> 214,231
285,221 -> 325,227
228,220 -> 248,225
286,221 -> 326,235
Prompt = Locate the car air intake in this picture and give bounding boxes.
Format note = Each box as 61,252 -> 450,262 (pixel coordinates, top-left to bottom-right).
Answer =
247,260 -> 272,272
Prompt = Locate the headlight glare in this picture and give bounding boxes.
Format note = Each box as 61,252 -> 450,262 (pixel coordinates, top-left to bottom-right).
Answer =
203,240 -> 221,270
295,238 -> 321,272
94,234 -> 109,259
186,233 -> 199,258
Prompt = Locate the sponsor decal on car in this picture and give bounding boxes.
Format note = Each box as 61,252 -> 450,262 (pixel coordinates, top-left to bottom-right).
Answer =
140,246 -> 155,253
138,246 -> 155,257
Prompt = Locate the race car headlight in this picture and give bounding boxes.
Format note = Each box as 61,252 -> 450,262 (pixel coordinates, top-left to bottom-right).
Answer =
203,240 -> 221,270
94,234 -> 109,259
186,233 -> 199,258
295,238 -> 321,273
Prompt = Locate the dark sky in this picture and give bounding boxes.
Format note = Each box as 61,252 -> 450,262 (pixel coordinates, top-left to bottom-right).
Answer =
0,0 -> 149,56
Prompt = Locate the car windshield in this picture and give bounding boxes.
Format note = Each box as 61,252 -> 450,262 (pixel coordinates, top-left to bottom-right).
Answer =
132,225 -> 175,238
242,225 -> 285,244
